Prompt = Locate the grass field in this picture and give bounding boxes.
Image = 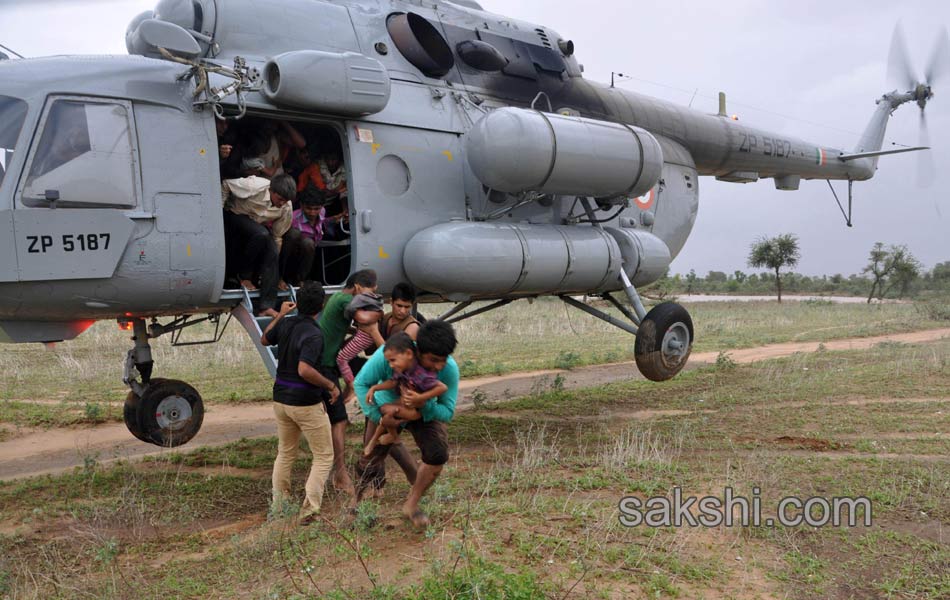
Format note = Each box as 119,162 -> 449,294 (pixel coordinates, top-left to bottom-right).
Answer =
0,299 -> 945,428
0,336 -> 947,598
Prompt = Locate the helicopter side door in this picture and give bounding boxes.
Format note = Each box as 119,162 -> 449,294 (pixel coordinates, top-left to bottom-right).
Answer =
344,121 -> 466,289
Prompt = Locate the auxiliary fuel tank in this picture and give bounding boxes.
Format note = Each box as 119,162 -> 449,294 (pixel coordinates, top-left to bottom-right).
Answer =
466,107 -> 663,200
403,222 -> 671,299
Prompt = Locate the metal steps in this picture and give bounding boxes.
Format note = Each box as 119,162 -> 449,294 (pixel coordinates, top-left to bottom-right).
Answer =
225,282 -> 343,378
231,287 -> 296,378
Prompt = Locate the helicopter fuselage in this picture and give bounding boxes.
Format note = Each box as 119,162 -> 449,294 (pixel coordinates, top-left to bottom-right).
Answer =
0,0 -> 885,343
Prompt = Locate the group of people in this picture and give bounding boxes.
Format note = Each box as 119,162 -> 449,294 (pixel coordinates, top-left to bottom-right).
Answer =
218,117 -> 351,317
260,270 -> 460,528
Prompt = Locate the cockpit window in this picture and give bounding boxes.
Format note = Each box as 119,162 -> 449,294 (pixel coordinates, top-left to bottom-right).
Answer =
0,95 -> 27,188
28,100 -> 92,179
22,98 -> 137,208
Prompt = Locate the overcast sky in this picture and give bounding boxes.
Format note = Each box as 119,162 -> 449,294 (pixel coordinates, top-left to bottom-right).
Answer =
2,0 -> 948,276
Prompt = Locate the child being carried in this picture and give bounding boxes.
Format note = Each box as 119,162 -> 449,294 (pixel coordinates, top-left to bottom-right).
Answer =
337,292 -> 385,402
363,332 -> 447,456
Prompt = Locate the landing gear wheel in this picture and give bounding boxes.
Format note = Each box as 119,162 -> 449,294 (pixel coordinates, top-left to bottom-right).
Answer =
634,302 -> 693,382
134,379 -> 204,447
123,390 -> 148,443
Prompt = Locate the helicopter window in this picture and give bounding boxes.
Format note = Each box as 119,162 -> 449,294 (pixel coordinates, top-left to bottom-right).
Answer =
21,98 -> 137,209
0,95 -> 28,189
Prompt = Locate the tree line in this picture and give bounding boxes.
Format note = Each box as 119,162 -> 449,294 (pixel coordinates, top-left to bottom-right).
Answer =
648,235 -> 947,302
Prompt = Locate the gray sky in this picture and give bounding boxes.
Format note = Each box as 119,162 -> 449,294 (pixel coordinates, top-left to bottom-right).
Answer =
2,0 -> 948,276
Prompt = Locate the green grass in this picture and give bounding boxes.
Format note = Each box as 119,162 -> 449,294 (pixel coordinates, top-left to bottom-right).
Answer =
0,332 -> 947,598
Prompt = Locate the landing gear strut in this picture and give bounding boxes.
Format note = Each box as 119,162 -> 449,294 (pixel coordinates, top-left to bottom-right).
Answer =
122,318 -> 204,447
560,271 -> 693,381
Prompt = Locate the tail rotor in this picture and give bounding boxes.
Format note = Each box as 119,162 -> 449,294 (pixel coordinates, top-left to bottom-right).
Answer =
887,24 -> 949,187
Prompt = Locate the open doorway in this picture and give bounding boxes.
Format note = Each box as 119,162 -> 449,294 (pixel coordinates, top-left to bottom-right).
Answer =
216,114 -> 352,290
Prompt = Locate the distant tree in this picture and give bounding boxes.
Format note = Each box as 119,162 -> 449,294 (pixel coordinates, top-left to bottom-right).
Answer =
733,270 -> 747,284
933,261 -> 950,284
863,243 -> 921,303
685,269 -> 697,294
706,270 -> 728,283
748,234 -> 801,302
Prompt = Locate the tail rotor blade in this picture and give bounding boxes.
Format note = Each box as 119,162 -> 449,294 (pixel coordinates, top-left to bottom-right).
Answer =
917,109 -> 935,187
925,26 -> 950,85
887,23 -> 918,90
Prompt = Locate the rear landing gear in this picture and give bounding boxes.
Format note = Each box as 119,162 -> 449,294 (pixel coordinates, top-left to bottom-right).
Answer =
122,319 -> 205,447
634,302 -> 693,381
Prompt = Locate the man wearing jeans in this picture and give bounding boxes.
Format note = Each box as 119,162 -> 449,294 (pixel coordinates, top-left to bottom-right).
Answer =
353,320 -> 459,528
261,281 -> 340,524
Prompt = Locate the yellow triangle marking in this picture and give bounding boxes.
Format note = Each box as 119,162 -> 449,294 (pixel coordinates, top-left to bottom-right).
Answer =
371,143 -> 382,155
186,244 -> 192,257
378,246 -> 390,259
442,150 -> 454,161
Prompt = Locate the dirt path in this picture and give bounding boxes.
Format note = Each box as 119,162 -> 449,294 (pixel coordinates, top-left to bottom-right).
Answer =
1,327 -> 947,481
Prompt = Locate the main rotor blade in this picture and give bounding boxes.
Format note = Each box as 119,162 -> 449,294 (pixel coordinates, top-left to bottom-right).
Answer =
887,23 -> 918,90
925,26 -> 950,85
917,110 -> 935,188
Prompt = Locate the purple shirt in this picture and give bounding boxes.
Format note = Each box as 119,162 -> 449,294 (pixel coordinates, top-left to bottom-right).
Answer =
393,362 -> 440,394
292,208 -> 325,244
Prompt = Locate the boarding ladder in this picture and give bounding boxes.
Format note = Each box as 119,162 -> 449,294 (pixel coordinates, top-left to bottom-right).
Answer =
229,286 -> 297,378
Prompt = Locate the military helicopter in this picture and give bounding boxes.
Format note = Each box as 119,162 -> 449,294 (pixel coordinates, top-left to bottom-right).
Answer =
0,0 -> 944,447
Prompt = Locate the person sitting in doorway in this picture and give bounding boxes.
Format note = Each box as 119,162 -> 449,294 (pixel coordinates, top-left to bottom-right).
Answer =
222,160 -> 294,317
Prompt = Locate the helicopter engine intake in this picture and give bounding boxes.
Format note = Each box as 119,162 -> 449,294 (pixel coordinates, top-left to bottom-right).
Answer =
466,107 -> 663,201
262,50 -> 391,116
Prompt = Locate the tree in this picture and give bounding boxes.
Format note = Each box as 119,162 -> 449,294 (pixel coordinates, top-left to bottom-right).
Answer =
733,270 -> 747,284
685,269 -> 697,294
863,243 -> 921,302
748,234 -> 800,302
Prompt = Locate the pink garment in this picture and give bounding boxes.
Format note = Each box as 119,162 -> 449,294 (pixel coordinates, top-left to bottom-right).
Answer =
292,208 -> 325,244
337,329 -> 374,384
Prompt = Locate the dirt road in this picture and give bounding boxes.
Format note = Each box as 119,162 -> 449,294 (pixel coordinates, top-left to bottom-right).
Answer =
2,327 -> 947,481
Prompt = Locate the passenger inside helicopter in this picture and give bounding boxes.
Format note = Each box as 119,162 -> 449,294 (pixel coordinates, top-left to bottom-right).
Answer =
217,116 -> 351,288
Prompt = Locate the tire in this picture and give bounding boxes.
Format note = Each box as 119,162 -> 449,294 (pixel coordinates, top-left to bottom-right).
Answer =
634,302 -> 694,382
136,379 -> 204,447
123,390 -> 149,443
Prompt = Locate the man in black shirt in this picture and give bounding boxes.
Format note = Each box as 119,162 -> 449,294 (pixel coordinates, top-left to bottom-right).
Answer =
261,281 -> 339,524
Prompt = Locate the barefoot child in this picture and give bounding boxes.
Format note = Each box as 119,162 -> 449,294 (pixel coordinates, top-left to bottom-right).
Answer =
363,333 -> 447,455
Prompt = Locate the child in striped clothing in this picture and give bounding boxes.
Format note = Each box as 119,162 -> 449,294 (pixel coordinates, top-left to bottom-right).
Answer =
337,292 -> 384,402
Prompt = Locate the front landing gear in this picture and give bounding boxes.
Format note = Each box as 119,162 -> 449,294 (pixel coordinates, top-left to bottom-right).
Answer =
124,379 -> 204,447
122,319 -> 204,447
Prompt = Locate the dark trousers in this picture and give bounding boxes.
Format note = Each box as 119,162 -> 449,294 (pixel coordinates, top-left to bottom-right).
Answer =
355,419 -> 450,494
279,228 -> 315,286
223,211 -> 279,311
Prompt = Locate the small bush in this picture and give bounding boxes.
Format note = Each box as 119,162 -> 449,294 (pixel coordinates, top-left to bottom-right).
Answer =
916,300 -> 950,322
554,351 -> 581,370
715,351 -> 737,370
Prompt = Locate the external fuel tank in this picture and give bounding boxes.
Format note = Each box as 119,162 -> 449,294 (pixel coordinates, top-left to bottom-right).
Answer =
403,222 -> 672,298
466,107 -> 664,200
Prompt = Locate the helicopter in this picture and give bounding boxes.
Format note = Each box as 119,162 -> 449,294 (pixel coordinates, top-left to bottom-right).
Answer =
0,0 -> 943,447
